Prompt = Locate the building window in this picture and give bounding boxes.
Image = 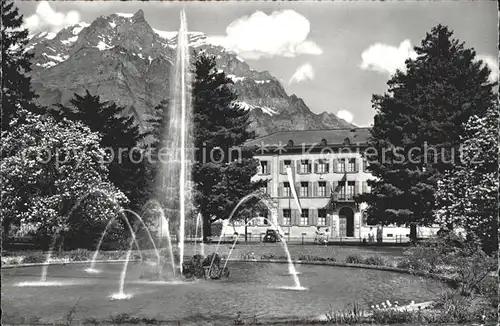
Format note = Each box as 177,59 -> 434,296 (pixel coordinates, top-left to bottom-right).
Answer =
283,182 -> 291,197
347,181 -> 355,200
317,159 -> 328,173
287,140 -> 294,147
300,209 -> 309,225
299,159 -> 311,174
347,158 -> 356,172
338,183 -> 346,200
317,209 -> 327,226
260,161 -> 269,174
283,209 -> 291,225
318,181 -> 327,197
300,182 -> 309,197
338,159 -> 346,173
320,138 -> 327,146
284,160 -> 291,171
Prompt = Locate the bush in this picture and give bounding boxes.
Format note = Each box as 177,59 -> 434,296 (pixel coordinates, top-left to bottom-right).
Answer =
23,252 -> 47,263
345,254 -> 363,264
67,248 -> 90,261
363,256 -> 386,266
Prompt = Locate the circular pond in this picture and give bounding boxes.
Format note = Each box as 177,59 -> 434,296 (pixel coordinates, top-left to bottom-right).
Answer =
2,261 -> 439,324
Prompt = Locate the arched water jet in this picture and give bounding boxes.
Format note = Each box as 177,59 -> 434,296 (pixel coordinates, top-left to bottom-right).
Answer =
208,193 -> 302,289
121,209 -> 162,275
110,237 -> 134,300
39,188 -> 126,281
85,211 -> 142,274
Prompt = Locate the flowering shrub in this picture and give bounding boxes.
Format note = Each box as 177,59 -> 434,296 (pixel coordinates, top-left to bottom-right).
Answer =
1,113 -> 128,248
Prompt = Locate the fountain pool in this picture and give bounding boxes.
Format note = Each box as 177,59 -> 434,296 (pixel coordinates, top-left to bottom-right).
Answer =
2,261 -> 440,324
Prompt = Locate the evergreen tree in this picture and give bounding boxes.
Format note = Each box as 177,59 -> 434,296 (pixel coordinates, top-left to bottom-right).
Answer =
435,104 -> 498,255
53,91 -> 154,215
357,25 -> 496,240
192,54 -> 266,241
1,0 -> 39,131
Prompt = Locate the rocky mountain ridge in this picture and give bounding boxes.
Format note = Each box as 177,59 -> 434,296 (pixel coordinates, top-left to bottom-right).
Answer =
26,9 -> 355,136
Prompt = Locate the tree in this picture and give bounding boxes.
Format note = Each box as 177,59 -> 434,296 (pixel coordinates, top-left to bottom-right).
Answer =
52,91 -> 155,216
358,25 -> 496,241
1,0 -> 40,131
1,112 -> 127,248
435,104 -> 498,255
192,54 -> 267,241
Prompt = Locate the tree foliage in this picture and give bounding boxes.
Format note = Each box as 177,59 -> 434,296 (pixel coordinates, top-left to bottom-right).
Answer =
358,25 -> 496,237
1,112 -> 127,248
1,0 -> 40,131
52,91 -> 155,215
435,104 -> 498,254
191,54 -> 267,240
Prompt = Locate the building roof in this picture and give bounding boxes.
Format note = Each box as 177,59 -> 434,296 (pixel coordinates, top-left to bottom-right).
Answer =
246,128 -> 371,147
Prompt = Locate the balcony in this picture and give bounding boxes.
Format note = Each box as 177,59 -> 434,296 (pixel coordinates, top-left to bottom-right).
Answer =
332,193 -> 355,202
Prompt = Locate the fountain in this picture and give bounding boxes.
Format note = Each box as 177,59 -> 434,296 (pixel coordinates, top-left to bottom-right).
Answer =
193,212 -> 204,256
208,193 -> 303,289
110,237 -> 134,300
156,9 -> 193,274
85,211 -> 142,274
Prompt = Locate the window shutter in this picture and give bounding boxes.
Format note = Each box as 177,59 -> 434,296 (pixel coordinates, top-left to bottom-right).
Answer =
267,160 -> 272,174
354,181 -> 359,196
362,181 -> 368,193
354,159 -> 358,173
308,182 -> 312,197
292,209 -> 298,226
326,160 -> 330,173
314,160 -> 318,173
278,208 -> 283,225
333,159 -> 338,173
278,182 -> 282,197
308,160 -> 312,173
332,181 -> 337,194
296,160 -> 300,173
313,182 -> 318,197
267,180 -> 272,196
296,182 -> 301,197
280,160 -> 284,174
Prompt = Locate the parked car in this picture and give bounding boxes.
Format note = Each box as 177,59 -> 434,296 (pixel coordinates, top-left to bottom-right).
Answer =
262,229 -> 281,243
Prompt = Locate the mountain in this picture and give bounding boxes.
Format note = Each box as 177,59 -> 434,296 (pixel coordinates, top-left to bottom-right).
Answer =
26,10 -> 355,136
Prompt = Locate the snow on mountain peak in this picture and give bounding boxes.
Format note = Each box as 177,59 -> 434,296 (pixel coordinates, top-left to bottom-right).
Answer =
116,13 -> 134,18
234,101 -> 278,116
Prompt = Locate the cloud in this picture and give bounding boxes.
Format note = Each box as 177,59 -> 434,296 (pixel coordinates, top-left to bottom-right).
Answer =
289,63 -> 314,85
23,1 -> 81,33
207,10 -> 322,60
476,54 -> 499,83
336,110 -> 354,123
360,39 -> 417,75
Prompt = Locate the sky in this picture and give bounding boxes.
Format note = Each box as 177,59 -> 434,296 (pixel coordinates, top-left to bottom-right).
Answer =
17,1 -> 499,127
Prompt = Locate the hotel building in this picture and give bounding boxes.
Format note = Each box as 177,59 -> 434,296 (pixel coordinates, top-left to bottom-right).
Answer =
229,128 -> 438,242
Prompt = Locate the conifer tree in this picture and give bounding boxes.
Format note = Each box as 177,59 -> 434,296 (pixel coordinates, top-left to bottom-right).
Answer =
358,25 -> 496,241
192,54 -> 266,241
1,0 -> 39,131
54,91 -> 153,214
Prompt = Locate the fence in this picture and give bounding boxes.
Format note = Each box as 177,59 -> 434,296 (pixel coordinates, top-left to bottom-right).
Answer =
180,233 -> 435,245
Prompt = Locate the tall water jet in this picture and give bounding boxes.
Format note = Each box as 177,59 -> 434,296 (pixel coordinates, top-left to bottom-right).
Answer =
157,9 -> 193,275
